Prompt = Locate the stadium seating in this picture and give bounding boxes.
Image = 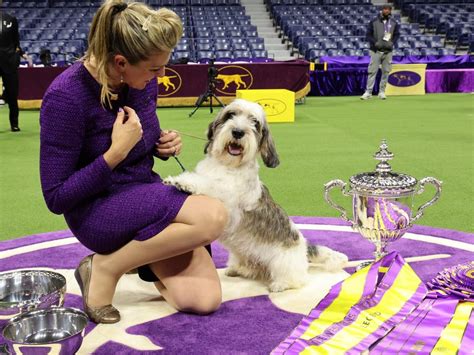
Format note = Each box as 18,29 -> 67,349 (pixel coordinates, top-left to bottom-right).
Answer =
3,0 -> 272,65
396,1 -> 473,51
264,0 -> 473,59
3,0 -> 472,65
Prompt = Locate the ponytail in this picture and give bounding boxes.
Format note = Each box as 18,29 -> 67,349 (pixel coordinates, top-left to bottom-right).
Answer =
84,0 -> 183,108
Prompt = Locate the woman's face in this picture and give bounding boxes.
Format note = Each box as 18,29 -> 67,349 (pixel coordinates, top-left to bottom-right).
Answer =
123,51 -> 170,90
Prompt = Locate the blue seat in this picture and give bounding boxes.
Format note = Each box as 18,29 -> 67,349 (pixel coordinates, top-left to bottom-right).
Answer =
233,43 -> 249,50
230,38 -> 248,45
247,37 -> 264,44
411,40 -> 427,49
307,49 -> 326,61
213,37 -> 228,45
322,42 -> 337,50
338,41 -> 355,50
327,49 -> 345,57
249,42 -> 265,50
213,30 -> 227,38
404,48 -> 421,56
195,31 -> 213,38
176,43 -> 190,52
393,49 -> 404,56
215,42 -> 232,51
396,41 -> 411,50
195,38 -> 213,45
196,43 -> 213,51
244,30 -> 258,37
172,51 -> 193,62
197,50 -> 214,62
421,48 -> 439,56
252,49 -> 268,58
215,50 -> 233,62
438,48 -> 455,55
233,50 -> 252,60
229,30 -> 241,37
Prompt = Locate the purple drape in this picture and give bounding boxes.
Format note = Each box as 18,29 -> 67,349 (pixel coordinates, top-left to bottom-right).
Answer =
425,69 -> 474,93
320,55 -> 474,69
311,68 -> 381,96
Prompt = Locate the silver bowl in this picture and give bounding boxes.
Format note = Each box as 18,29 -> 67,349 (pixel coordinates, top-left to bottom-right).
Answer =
0,270 -> 66,320
1,307 -> 88,355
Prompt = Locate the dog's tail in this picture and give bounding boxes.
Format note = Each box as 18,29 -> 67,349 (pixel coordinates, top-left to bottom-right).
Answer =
307,244 -> 349,270
307,244 -> 319,263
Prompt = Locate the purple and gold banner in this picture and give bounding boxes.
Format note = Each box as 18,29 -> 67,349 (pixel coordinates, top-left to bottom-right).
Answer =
275,256 -> 474,354
18,61 -> 311,109
273,252 -> 427,354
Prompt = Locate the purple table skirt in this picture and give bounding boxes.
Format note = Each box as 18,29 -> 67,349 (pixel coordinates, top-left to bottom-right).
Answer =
310,68 -> 474,96
426,69 -> 474,94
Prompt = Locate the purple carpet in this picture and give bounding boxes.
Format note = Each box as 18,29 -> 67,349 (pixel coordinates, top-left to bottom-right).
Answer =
0,217 -> 472,354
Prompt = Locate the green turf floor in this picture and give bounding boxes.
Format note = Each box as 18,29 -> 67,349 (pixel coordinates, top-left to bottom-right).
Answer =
0,94 -> 473,241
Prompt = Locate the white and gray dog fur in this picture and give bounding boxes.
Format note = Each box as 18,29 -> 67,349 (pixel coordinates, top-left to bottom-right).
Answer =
164,99 -> 348,292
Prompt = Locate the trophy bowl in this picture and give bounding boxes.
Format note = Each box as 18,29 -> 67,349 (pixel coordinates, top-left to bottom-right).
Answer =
1,307 -> 88,355
324,140 -> 442,269
0,270 -> 66,320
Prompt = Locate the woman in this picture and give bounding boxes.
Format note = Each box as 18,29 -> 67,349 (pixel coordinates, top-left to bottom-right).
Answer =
40,0 -> 227,324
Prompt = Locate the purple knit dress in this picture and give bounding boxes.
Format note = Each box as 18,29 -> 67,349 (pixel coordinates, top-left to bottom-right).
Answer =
40,62 -> 189,254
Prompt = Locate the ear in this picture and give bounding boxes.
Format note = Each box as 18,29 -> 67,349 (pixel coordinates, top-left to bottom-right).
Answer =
113,54 -> 127,72
204,119 -> 215,154
260,124 -> 280,168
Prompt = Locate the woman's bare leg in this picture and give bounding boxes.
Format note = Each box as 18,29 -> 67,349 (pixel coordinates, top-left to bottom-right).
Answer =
85,195 -> 227,309
150,246 -> 221,314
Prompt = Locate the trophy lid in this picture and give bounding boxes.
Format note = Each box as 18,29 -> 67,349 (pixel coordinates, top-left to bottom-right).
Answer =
349,140 -> 417,196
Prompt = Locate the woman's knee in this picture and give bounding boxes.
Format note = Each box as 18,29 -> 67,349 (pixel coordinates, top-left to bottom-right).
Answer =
195,197 -> 228,243
171,286 -> 222,315
176,195 -> 228,244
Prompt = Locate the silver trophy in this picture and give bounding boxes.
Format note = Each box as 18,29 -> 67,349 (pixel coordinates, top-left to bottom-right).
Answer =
324,140 -> 442,269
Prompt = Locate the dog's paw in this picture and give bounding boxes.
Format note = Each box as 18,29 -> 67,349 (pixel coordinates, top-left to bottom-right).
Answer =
163,177 -> 195,194
163,176 -> 175,186
268,281 -> 292,293
225,268 -> 241,277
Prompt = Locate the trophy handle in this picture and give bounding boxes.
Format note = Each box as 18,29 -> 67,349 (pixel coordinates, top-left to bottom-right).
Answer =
324,179 -> 352,224
412,177 -> 442,222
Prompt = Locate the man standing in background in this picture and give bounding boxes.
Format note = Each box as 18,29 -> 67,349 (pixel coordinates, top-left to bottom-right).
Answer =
0,10 -> 22,131
361,5 -> 400,100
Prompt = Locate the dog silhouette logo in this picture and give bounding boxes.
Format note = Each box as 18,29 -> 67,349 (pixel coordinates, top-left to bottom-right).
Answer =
388,71 -> 422,87
157,67 -> 182,97
256,98 -> 287,116
216,66 -> 253,95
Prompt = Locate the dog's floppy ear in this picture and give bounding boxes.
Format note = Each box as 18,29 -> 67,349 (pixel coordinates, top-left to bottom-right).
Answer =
204,120 -> 215,154
260,123 -> 280,168
204,106 -> 227,154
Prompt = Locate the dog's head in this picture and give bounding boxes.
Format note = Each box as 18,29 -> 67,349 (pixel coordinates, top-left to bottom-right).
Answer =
204,99 -> 279,168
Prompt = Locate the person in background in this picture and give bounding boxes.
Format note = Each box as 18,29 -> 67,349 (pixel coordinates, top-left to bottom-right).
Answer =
0,10 -> 23,131
361,4 -> 400,100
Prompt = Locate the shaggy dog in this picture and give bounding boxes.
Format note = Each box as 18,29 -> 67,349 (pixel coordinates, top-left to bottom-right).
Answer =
164,99 -> 348,292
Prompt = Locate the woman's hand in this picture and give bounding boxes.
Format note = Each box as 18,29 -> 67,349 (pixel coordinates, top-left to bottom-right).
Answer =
156,130 -> 182,158
104,106 -> 143,169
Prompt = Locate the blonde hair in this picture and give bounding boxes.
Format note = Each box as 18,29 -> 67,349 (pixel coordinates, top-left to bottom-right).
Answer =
84,0 -> 183,108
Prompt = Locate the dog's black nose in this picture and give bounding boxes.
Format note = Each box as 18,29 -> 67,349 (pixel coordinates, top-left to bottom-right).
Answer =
232,129 -> 245,139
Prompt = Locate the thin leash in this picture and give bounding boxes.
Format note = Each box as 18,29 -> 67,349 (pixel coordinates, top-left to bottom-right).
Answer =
168,129 -> 206,172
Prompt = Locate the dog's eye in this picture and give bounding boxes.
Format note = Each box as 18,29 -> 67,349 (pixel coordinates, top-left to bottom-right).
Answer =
224,111 -> 235,121
252,118 -> 261,131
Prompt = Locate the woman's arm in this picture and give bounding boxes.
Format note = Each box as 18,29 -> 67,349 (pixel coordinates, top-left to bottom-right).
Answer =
40,88 -> 113,214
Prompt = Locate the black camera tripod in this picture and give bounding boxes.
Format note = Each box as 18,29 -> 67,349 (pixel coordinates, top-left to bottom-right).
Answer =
188,61 -> 225,118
